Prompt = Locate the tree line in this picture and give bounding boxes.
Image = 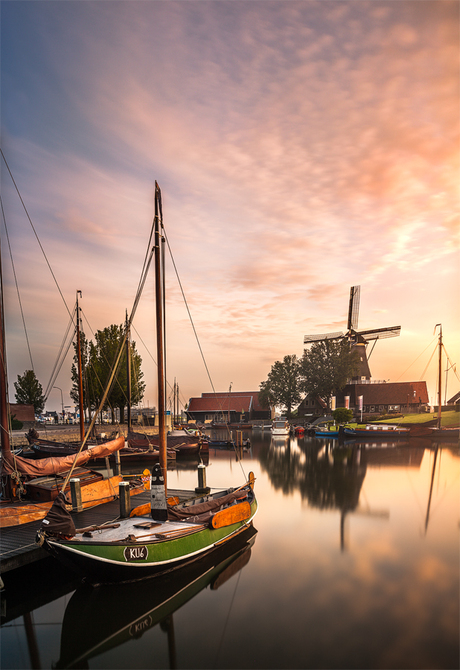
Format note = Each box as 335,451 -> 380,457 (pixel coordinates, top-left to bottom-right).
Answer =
14,324 -> 145,423
259,340 -> 360,416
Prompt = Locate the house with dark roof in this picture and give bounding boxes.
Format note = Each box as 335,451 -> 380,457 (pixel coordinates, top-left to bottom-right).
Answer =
298,380 -> 430,418
186,391 -> 270,424
447,391 -> 460,408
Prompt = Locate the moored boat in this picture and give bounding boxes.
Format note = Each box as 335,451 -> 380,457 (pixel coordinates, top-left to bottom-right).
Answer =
343,425 -> 410,439
55,524 -> 257,667
429,426 -> 459,441
315,423 -> 339,437
271,419 -> 290,436
37,183 -> 258,582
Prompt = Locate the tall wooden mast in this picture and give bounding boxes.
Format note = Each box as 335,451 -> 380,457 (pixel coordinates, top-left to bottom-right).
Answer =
0,242 -> 10,458
154,182 -> 167,490
436,324 -> 442,430
125,310 -> 132,432
76,290 -> 85,444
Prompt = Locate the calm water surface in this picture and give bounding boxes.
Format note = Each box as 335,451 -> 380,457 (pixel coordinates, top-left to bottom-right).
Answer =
1,432 -> 459,669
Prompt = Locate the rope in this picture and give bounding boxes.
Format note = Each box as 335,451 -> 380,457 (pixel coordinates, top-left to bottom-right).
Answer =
163,230 -> 247,477
0,196 -> 34,370
0,149 -> 73,320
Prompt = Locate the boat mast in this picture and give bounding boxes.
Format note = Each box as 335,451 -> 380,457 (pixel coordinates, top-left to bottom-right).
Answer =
76,291 -> 85,444
126,310 -> 132,432
0,243 -> 11,458
436,324 -> 442,430
154,182 -> 167,489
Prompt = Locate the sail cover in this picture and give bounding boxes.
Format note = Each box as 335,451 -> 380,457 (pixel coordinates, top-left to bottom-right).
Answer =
1,435 -> 125,477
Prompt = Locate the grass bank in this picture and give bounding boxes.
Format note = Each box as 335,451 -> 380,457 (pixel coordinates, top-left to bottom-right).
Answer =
376,411 -> 459,427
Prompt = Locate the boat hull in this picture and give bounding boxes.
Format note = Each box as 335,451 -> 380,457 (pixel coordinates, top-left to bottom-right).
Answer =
343,427 -> 410,439
43,494 -> 258,583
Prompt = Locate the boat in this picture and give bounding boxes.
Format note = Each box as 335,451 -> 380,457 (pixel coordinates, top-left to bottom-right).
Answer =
55,524 -> 257,667
126,431 -> 208,457
294,426 -> 305,436
314,423 -> 339,437
343,425 -> 410,438
271,419 -> 291,436
429,325 -> 459,441
0,437 -> 149,528
429,426 -> 459,441
37,182 -> 258,582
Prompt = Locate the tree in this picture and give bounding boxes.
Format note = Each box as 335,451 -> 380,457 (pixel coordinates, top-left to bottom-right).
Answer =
14,370 -> 45,414
71,324 -> 145,423
259,354 -> 302,417
299,340 -> 360,410
332,407 -> 354,424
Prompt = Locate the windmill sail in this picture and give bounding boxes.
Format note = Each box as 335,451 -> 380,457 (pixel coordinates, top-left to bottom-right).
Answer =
303,285 -> 401,380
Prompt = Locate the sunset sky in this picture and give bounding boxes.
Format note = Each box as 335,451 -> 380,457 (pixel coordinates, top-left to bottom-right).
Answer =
1,0 -> 459,414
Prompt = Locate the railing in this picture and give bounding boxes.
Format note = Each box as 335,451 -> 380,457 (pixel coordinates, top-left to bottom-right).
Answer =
347,379 -> 388,385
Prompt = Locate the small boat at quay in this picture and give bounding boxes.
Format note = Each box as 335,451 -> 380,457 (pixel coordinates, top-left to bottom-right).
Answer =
271,419 -> 290,436
315,423 -> 339,437
343,425 -> 410,439
37,183 -> 258,582
429,426 -> 459,441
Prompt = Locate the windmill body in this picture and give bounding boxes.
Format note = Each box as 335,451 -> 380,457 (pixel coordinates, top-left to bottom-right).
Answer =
304,286 -> 401,382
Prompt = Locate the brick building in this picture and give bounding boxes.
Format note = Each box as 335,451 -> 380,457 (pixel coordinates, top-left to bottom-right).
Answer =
298,381 -> 429,418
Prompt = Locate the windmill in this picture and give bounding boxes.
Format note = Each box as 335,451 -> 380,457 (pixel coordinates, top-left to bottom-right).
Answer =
304,286 -> 401,380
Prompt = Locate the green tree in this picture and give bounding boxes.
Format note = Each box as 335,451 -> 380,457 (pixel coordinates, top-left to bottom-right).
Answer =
299,340 -> 360,410
71,324 -> 145,423
14,370 -> 46,414
332,407 -> 354,424
259,354 -> 302,417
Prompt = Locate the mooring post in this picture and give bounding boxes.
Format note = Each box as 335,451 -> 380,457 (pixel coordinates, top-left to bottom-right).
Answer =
70,478 -> 83,512
114,448 -> 121,476
195,463 -> 211,494
119,481 -> 131,518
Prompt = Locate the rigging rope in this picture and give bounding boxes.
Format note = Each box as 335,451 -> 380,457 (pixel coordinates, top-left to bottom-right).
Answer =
0,149 -> 72,320
0,196 -> 34,370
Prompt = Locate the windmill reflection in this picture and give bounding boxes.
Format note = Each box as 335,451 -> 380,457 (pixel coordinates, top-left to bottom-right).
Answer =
260,437 -> 428,552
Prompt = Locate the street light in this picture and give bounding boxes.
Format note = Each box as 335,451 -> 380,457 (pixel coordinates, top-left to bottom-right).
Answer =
53,386 -> 64,423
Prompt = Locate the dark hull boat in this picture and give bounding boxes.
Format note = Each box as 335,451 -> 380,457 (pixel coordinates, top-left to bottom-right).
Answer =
343,425 -> 410,439
127,431 -> 209,457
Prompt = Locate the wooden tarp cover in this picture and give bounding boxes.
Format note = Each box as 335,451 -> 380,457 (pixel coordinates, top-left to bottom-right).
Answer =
1,435 -> 125,477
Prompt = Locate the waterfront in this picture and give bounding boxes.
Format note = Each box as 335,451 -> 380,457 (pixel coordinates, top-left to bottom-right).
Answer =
1,432 -> 459,669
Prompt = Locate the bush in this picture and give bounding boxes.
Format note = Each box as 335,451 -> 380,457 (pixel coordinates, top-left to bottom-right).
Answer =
11,415 -> 23,430
332,407 -> 354,424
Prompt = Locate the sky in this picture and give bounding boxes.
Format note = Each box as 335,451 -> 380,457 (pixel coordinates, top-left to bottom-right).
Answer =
1,0 -> 459,414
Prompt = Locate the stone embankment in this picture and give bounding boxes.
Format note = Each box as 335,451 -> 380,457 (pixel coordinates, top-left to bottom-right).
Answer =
11,423 -> 159,447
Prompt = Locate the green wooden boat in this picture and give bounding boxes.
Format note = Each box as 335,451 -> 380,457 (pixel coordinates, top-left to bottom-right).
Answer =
55,524 -> 257,668
37,183 -> 258,582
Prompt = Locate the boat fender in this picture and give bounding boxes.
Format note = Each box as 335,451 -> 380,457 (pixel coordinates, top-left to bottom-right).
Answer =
150,463 -> 168,521
35,529 -> 45,547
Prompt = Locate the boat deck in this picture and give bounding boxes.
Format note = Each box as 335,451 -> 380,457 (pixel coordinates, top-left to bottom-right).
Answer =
0,488 -> 196,575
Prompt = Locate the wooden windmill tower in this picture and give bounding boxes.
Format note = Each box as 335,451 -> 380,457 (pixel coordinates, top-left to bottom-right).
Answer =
304,286 -> 401,381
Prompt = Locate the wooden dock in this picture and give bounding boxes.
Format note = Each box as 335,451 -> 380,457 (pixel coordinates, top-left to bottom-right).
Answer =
0,488 -> 196,577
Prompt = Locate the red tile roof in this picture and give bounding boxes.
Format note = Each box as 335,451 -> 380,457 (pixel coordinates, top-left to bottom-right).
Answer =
188,392 -> 262,413
351,381 -> 429,405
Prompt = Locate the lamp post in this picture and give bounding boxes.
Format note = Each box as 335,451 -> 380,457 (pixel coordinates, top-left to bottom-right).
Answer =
53,386 -> 64,424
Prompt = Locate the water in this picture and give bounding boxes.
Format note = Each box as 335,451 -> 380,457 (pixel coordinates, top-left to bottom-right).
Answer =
1,432 -> 459,669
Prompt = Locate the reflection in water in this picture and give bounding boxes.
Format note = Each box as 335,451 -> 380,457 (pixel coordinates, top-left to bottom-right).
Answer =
1,434 -> 458,670
56,525 -> 257,669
